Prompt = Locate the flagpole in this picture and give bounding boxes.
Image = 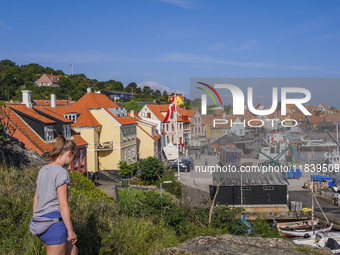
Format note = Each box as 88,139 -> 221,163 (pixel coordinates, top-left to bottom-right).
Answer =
175,93 -> 180,181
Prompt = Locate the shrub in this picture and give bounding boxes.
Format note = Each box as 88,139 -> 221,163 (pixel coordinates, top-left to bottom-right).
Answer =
155,168 -> 182,199
251,216 -> 280,238
138,156 -> 164,184
118,161 -> 135,178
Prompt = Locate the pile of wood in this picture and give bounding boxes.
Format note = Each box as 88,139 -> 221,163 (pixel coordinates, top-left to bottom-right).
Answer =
304,181 -> 329,190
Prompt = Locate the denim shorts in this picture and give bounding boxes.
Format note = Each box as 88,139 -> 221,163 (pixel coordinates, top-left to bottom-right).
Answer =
37,211 -> 67,245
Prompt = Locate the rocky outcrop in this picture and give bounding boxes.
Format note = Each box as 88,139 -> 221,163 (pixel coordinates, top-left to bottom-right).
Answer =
0,134 -> 46,169
157,234 -> 333,255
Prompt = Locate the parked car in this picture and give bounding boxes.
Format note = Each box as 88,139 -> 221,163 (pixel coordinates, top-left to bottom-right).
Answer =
169,162 -> 190,172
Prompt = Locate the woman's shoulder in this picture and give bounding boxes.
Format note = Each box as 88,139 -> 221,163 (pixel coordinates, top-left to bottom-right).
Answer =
39,164 -> 67,175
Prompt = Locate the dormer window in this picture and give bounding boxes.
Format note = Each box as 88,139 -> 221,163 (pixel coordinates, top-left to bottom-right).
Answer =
64,113 -> 77,122
44,126 -> 54,141
63,125 -> 71,138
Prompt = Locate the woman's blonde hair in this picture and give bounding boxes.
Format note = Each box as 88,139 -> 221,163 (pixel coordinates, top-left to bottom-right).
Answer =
44,136 -> 77,162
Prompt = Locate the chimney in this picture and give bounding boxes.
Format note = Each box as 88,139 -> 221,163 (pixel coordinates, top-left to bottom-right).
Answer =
22,90 -> 32,108
130,110 -> 135,118
51,94 -> 56,108
87,88 -> 92,93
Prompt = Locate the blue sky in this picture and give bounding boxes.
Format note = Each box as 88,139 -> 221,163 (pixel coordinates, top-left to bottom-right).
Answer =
1,0 -> 340,97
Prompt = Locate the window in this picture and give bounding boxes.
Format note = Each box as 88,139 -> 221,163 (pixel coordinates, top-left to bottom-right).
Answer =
123,129 -> 126,141
128,149 -> 131,161
172,135 -> 174,143
74,157 -> 78,168
132,148 -> 135,160
242,187 -> 251,190
44,126 -> 54,141
63,125 -> 71,138
123,150 -> 126,161
167,136 -> 169,144
81,166 -> 84,172
263,186 -> 274,190
127,128 -> 130,140
80,150 -> 84,164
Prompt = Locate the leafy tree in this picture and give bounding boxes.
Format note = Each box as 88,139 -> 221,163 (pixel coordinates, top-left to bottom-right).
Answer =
224,104 -> 232,114
125,82 -> 138,93
154,90 -> 161,97
122,100 -> 142,112
162,90 -> 168,99
143,86 -> 151,95
118,161 -> 136,178
107,80 -> 124,91
138,156 -> 164,184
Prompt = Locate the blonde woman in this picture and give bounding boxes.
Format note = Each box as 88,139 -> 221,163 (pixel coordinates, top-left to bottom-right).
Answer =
32,136 -> 78,255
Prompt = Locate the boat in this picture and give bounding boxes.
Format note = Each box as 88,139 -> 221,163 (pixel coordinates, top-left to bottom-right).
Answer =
292,231 -> 340,254
298,137 -> 337,151
276,219 -> 319,229
276,181 -> 333,237
277,222 -> 333,237
259,131 -> 290,164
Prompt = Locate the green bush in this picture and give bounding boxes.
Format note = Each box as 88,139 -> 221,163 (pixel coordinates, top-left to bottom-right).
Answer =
250,216 -> 280,238
118,161 -> 135,178
138,156 -> 164,184
155,169 -> 182,199
69,172 -> 111,201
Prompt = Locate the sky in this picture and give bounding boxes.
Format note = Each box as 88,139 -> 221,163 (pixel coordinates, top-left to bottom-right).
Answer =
1,0 -> 340,102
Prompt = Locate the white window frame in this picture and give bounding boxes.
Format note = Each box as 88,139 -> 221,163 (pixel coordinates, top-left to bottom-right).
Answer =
80,149 -> 84,165
63,124 -> 71,138
44,126 -> 54,141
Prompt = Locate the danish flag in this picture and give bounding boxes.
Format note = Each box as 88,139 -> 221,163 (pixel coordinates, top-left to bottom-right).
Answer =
164,94 -> 176,122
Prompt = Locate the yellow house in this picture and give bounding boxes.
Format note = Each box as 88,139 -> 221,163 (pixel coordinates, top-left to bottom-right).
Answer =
168,94 -> 184,106
201,115 -> 224,142
55,92 -> 137,172
134,116 -> 162,159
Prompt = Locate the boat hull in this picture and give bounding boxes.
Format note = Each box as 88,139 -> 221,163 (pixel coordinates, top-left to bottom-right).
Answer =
278,223 -> 333,237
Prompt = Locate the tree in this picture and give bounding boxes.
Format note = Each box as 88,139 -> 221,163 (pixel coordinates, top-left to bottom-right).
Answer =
118,161 -> 136,178
125,82 -> 138,93
224,105 -> 232,114
143,86 -> 151,94
138,156 -> 164,184
122,100 -> 142,112
154,90 -> 161,97
162,90 -> 168,99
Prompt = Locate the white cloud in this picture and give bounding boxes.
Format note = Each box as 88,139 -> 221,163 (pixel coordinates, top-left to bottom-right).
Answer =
137,81 -> 187,95
209,41 -> 233,51
156,0 -> 193,9
234,40 -> 258,51
155,52 -> 276,68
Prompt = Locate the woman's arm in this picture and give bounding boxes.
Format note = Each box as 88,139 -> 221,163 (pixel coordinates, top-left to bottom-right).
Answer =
57,183 -> 77,244
33,189 -> 38,215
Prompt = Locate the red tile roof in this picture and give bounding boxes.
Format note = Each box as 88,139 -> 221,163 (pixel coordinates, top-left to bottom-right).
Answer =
53,93 -> 136,127
146,104 -> 183,122
34,100 -> 75,107
34,106 -> 73,123
9,104 -> 56,124
5,105 -> 87,155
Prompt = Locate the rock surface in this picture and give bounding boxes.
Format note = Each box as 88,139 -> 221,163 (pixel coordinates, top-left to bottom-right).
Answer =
157,234 -> 333,255
0,134 -> 46,169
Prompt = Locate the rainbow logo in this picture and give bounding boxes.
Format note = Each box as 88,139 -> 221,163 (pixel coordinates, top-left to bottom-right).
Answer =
196,82 -> 222,107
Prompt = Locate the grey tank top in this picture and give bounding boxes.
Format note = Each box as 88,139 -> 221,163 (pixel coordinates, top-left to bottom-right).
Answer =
34,164 -> 70,217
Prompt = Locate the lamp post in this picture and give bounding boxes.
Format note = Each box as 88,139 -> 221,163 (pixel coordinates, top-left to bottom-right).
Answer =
160,181 -> 172,198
